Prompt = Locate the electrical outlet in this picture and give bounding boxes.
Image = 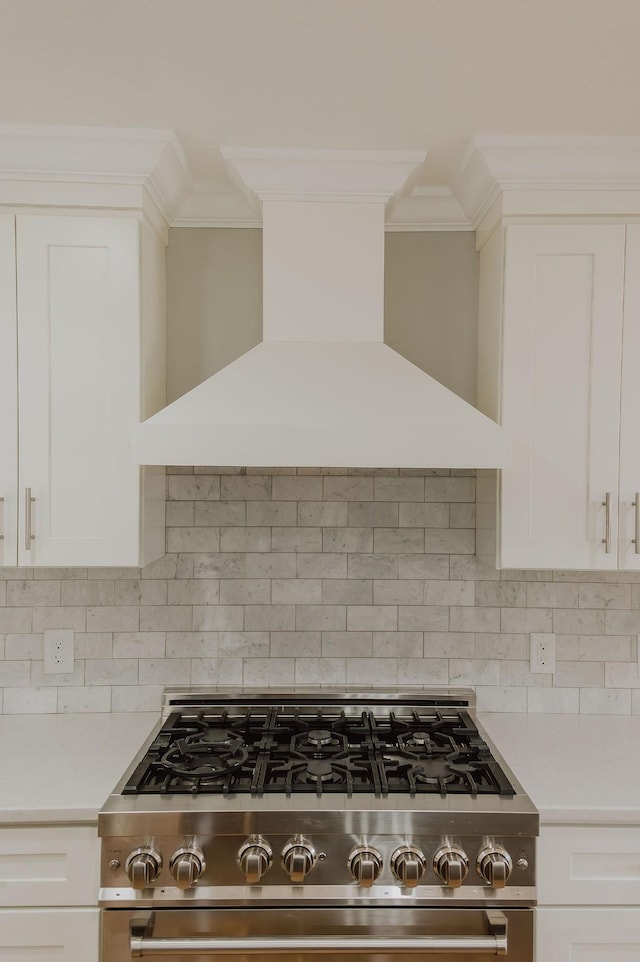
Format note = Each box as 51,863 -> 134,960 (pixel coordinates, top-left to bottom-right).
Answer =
530,633 -> 556,674
43,629 -> 75,674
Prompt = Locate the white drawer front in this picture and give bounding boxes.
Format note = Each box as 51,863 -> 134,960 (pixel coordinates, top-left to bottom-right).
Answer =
537,907 -> 640,961
0,826 -> 98,907
539,826 -> 640,905
0,908 -> 98,961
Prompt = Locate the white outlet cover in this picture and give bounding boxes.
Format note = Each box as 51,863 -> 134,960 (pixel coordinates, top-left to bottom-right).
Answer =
530,632 -> 556,674
43,628 -> 75,674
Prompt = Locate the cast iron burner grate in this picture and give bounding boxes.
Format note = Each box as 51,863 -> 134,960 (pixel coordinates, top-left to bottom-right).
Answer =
122,708 -> 516,799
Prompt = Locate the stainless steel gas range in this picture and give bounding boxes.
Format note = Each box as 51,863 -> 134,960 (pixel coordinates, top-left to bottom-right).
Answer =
99,688 -> 538,961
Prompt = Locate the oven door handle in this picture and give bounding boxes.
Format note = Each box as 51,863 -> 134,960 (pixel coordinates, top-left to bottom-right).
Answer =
131,910 -> 508,956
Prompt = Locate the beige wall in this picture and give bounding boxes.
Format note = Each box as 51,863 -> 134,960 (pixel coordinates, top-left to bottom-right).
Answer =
166,228 -> 478,404
384,232 -> 478,405
166,228 -> 263,403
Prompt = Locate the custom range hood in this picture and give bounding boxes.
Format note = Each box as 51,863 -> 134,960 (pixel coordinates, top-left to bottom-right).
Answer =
132,149 -> 510,468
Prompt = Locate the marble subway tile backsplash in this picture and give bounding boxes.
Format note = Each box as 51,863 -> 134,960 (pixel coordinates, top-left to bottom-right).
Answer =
1,466 -> 639,715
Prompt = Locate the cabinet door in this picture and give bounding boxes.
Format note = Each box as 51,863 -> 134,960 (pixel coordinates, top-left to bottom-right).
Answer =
536,907 -> 640,962
0,908 -> 98,962
538,825 -> 640,906
500,225 -> 625,569
16,215 -> 143,566
0,825 -> 99,907
619,224 -> 640,569
0,215 -> 17,566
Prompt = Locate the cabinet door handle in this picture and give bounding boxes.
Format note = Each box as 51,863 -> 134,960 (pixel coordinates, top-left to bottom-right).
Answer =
25,488 -> 35,550
633,493 -> 640,555
0,495 -> 4,539
602,492 -> 612,554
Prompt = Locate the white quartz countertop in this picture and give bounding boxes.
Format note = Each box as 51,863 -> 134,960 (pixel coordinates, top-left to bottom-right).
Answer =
1,711 -> 639,826
479,712 -> 640,825
0,712 -> 158,824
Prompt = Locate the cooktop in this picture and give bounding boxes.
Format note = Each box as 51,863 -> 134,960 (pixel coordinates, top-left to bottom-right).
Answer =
122,706 -> 517,799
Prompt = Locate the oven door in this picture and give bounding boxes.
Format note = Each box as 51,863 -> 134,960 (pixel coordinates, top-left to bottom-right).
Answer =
102,907 -> 533,961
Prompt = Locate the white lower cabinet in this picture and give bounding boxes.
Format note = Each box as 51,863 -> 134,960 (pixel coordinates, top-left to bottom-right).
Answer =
537,825 -> 640,961
0,908 -> 99,961
0,825 -> 99,962
537,908 -> 640,961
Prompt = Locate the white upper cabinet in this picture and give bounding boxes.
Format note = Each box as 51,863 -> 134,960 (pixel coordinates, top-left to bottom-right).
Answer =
618,224 -> 640,569
0,125 -> 189,568
0,212 -> 166,567
0,215 -> 18,565
479,222 -> 639,570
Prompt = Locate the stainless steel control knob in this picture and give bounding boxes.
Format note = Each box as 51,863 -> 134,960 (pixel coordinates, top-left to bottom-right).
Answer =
347,846 -> 383,888
433,845 -> 470,888
125,848 -> 162,890
476,845 -> 513,889
170,846 -> 206,889
237,837 -> 273,884
390,845 -> 426,888
281,837 -> 317,883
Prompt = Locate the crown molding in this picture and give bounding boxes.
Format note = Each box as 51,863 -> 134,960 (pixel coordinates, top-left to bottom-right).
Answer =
387,186 -> 472,231
172,180 -> 262,228
0,130 -> 448,229
9,130 -> 640,233
172,180 -> 469,230
0,124 -> 192,225
455,136 -> 640,226
220,147 -> 428,202
179,137 -> 640,230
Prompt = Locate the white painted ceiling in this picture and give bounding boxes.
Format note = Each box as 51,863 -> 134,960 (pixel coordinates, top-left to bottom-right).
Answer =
2,0 -> 638,196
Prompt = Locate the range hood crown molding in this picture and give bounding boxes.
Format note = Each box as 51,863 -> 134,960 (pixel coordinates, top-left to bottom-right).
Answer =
132,148 -> 510,469
219,147 -> 428,203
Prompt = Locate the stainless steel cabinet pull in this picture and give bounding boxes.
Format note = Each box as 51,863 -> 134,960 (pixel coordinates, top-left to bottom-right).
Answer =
0,496 -> 4,540
602,492 -> 612,553
633,493 -> 640,555
130,911 -> 508,956
24,488 -> 35,550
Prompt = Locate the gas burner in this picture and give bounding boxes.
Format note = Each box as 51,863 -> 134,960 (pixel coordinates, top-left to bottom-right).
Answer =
292,728 -> 349,755
278,709 -> 373,747
307,729 -> 333,747
266,750 -> 377,798
410,755 -> 458,784
410,754 -> 488,798
195,729 -> 246,749
157,735 -> 250,793
178,728 -> 247,755
406,758 -> 458,797
301,759 -> 341,783
382,748 -> 497,799
414,753 -> 480,786
408,731 -> 431,746
397,731 -> 457,757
